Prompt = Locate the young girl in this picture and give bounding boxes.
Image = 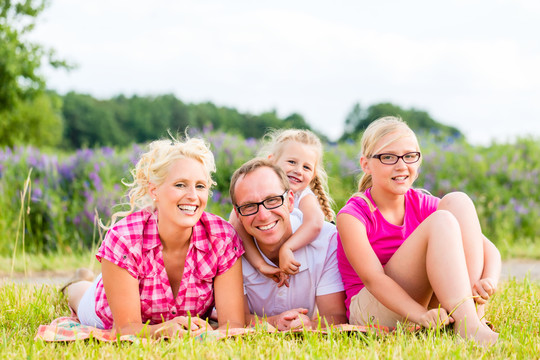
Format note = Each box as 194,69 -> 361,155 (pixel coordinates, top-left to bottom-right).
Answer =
336,116 -> 501,346
231,129 -> 334,282
63,136 -> 245,337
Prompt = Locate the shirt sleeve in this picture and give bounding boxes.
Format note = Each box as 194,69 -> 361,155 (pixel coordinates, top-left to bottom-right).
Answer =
315,230 -> 345,296
215,223 -> 245,277
337,197 -> 372,234
418,189 -> 441,217
96,228 -> 140,279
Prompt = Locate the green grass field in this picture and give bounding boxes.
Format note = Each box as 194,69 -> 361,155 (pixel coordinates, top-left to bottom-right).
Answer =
1,277 -> 538,359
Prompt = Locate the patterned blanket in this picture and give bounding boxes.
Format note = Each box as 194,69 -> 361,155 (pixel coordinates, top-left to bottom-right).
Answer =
35,317 -> 388,343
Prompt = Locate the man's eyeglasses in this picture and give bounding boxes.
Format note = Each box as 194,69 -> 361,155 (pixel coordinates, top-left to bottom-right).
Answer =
235,191 -> 289,216
371,152 -> 421,165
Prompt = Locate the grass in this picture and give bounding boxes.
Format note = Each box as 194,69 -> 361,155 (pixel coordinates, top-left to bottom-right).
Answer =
0,278 -> 538,359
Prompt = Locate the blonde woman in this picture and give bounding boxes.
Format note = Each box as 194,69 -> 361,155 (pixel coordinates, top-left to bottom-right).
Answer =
337,117 -> 501,345
63,136 -> 245,337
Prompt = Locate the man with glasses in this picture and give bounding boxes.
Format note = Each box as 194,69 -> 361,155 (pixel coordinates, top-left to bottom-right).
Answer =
229,158 -> 346,331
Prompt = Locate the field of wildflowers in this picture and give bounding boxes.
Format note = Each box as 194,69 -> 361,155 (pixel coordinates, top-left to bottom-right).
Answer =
1,130 -> 539,257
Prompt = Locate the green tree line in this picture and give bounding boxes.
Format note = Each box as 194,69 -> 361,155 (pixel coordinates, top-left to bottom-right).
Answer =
2,90 -> 464,149
59,92 -> 315,148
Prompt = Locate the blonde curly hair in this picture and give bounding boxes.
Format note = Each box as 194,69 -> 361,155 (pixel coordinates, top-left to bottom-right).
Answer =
105,135 -> 216,228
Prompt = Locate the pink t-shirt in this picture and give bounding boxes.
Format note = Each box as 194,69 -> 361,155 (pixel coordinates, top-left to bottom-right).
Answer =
95,209 -> 244,329
336,188 -> 440,316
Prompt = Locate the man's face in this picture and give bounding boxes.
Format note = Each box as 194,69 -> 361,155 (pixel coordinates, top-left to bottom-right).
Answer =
233,166 -> 294,249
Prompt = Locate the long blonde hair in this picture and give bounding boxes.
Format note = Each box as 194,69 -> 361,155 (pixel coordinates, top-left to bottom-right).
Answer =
355,116 -> 420,211
104,135 -> 216,228
259,128 -> 335,222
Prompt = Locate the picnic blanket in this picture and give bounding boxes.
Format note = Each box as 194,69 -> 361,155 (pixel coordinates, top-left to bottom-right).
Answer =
35,317 -> 389,343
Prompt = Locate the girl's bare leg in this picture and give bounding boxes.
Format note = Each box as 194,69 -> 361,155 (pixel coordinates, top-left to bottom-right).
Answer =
384,210 -> 498,345
66,281 -> 92,315
438,192 -> 490,320
438,192 -> 484,284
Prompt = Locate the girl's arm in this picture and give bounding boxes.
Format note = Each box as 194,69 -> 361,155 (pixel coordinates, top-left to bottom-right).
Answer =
472,235 -> 501,304
337,213 -> 447,328
101,259 -> 206,337
279,194 -> 324,274
213,259 -> 245,329
229,210 -> 286,285
481,235 -> 501,285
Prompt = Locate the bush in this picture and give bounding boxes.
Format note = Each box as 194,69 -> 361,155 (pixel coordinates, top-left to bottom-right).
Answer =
1,131 -> 539,256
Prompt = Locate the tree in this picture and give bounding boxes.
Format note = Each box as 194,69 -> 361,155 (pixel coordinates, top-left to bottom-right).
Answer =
0,92 -> 63,147
0,0 -> 70,147
339,102 -> 464,142
62,92 -> 127,148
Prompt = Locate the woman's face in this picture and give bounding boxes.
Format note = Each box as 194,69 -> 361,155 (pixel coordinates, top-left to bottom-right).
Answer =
361,131 -> 420,196
151,157 -> 209,231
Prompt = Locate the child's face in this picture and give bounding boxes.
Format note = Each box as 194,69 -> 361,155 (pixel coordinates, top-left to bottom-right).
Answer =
361,131 -> 420,196
273,141 -> 318,194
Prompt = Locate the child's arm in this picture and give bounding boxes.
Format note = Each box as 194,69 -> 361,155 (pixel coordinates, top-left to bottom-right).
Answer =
229,210 -> 287,286
279,194 -> 324,274
472,235 -> 501,304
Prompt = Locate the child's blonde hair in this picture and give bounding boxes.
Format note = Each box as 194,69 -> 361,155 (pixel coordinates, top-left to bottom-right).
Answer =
355,116 -> 420,211
105,135 -> 216,228
259,128 -> 335,222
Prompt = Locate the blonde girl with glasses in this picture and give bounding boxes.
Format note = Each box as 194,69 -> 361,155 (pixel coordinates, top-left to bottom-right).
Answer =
230,129 -> 335,285
336,116 -> 501,346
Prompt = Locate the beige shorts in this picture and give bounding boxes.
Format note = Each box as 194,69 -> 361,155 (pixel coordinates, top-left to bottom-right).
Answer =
349,287 -> 406,328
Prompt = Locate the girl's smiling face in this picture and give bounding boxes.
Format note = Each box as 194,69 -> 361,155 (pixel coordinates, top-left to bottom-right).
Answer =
273,141 -> 318,194
361,131 -> 421,196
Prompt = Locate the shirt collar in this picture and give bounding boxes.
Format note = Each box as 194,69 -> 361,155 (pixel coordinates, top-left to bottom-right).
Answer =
141,210 -> 211,253
190,213 -> 211,253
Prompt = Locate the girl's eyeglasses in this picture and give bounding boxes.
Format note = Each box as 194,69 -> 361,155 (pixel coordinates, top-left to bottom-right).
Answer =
371,152 -> 421,165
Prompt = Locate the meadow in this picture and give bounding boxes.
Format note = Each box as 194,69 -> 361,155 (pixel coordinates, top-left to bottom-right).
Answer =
1,130 -> 539,259
1,131 -> 540,358
0,278 -> 538,359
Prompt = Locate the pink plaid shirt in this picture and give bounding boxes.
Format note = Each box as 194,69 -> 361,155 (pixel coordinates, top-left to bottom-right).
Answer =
94,209 -> 244,329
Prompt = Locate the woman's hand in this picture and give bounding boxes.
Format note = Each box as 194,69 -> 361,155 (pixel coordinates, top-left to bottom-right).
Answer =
418,308 -> 454,329
154,316 -> 208,338
472,277 -> 497,305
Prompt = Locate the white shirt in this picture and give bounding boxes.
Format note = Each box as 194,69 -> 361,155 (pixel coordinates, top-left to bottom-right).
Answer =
242,209 -> 344,318
293,188 -> 315,210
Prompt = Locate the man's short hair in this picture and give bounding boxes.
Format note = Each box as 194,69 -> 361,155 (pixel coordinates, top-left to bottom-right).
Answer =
229,157 -> 290,205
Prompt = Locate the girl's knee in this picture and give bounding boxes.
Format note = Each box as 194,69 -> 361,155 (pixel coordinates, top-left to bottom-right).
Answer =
440,192 -> 473,209
427,210 -> 461,234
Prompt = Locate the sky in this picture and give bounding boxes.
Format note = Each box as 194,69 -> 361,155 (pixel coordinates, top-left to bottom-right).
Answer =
30,0 -> 540,144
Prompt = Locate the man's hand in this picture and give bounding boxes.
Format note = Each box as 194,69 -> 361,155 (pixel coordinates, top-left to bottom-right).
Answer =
275,308 -> 311,331
472,277 -> 497,305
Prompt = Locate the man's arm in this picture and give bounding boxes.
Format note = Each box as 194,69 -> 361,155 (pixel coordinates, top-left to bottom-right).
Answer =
244,295 -> 311,331
313,291 -> 348,327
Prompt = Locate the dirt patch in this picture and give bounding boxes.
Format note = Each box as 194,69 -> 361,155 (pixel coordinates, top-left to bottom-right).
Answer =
1,260 -> 539,286
500,259 -> 540,282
